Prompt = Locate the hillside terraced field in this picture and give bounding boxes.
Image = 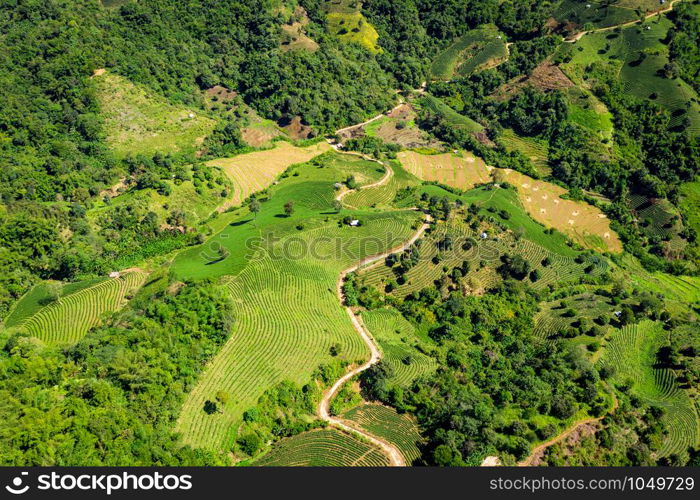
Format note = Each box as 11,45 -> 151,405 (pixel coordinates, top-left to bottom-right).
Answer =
431,25 -> 508,80
559,14 -> 700,134
599,321 -> 699,457
207,141 -> 331,210
6,272 -> 147,345
360,198 -> 607,298
254,428 -> 389,466
397,150 -> 622,252
360,308 -> 436,387
342,404 -> 423,464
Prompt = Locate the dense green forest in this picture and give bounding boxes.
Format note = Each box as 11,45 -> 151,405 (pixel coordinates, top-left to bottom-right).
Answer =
1,0 -> 699,467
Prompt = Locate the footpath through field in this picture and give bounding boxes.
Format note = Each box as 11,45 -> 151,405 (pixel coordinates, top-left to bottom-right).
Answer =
318,208 -> 432,467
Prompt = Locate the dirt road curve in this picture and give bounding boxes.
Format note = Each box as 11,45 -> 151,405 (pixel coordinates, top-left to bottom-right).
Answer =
318,211 -> 432,467
334,154 -> 394,203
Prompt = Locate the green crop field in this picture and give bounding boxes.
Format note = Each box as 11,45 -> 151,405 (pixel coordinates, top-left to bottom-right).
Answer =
599,321 -> 699,457
360,308 -> 436,387
499,128 -> 550,174
342,404 -> 423,464
325,0 -> 381,53
94,71 -> 216,158
554,0 -> 667,30
6,272 -> 147,345
559,14 -> 700,134
343,161 -> 420,209
174,151 -> 422,450
679,179 -> 700,239
430,25 -> 507,80
419,94 -> 484,132
253,428 -> 389,466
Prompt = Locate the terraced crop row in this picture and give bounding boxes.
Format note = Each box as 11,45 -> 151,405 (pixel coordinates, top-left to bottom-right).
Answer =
599,321 -> 698,457
343,162 -> 418,209
360,214 -> 606,298
18,272 -> 147,345
430,25 -> 507,80
361,308 -> 436,387
254,429 -> 389,466
342,404 -> 423,464
176,211 -> 421,451
534,292 -> 614,341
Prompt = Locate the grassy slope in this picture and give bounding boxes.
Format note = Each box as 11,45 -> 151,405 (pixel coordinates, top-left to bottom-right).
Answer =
94,71 -> 216,158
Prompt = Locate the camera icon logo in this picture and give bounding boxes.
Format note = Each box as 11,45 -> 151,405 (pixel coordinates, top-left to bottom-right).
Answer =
5,472 -> 29,495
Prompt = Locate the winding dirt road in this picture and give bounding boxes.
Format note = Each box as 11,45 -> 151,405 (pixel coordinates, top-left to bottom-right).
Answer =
318,210 -> 432,467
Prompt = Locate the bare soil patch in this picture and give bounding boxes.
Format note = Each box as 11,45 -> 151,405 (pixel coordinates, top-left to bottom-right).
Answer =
282,115 -> 314,140
494,61 -> 574,100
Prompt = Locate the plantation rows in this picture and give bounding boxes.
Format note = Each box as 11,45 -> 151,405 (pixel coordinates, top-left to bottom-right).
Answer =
361,214 -> 607,298
430,25 -> 506,80
19,272 -> 146,345
343,162 -> 418,209
457,38 -> 508,77
176,212 -> 421,450
599,321 -> 698,457
419,95 -> 484,132
361,308 -> 436,387
254,429 -> 389,466
533,292 -> 613,341
342,404 -> 423,464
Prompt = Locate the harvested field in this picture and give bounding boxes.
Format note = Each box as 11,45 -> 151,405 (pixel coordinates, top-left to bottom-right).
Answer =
397,150 -> 622,252
207,141 -> 331,210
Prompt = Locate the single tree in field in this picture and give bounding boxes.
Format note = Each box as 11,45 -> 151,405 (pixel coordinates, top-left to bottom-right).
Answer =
217,246 -> 230,261
43,282 -> 63,306
249,198 -> 261,219
203,400 -> 218,414
284,200 -> 294,217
